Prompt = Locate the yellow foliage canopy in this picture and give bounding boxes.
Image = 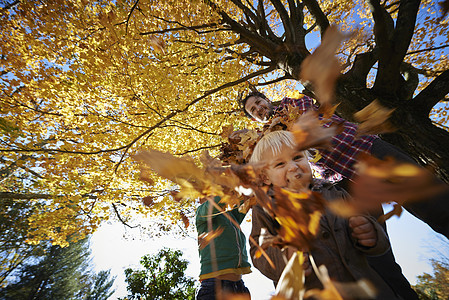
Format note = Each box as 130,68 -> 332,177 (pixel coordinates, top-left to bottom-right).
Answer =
0,0 -> 448,245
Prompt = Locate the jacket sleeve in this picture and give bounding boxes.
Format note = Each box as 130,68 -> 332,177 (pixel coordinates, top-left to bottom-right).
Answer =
331,183 -> 391,256
250,205 -> 286,284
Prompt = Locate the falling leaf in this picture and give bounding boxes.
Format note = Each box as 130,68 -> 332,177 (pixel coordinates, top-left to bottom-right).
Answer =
220,124 -> 235,139
327,199 -> 359,218
142,195 -> 154,207
180,212 -> 190,228
378,203 -> 402,223
269,187 -> 326,250
299,26 -> 347,108
139,167 -> 154,185
148,36 -> 166,54
354,99 -> 396,135
198,227 -> 224,249
305,255 -> 377,300
291,110 -> 343,151
275,251 -> 306,300
351,153 -> 449,210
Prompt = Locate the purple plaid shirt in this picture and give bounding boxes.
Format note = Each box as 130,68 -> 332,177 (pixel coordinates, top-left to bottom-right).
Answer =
274,95 -> 378,181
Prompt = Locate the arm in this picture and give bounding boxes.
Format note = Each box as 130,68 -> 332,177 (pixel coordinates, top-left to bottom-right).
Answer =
250,205 -> 286,284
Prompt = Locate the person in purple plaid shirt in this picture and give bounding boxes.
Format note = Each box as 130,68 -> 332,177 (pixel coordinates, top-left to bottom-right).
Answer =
242,91 -> 424,299
242,92 -> 449,237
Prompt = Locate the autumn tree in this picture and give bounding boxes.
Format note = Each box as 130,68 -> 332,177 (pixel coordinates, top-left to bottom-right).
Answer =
0,237 -> 115,300
413,259 -> 449,299
120,248 -> 197,300
1,0 -> 448,244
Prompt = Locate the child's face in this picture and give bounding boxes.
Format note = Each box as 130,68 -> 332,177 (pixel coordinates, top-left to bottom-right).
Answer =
262,144 -> 312,191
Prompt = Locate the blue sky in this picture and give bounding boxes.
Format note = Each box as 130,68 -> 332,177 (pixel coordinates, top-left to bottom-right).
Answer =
90,202 -> 447,299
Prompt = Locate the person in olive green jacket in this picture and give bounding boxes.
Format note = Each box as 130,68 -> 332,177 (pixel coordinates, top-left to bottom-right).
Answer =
195,195 -> 252,299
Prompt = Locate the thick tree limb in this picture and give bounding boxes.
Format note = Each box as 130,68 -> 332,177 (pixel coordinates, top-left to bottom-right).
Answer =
287,0 -> 306,46
302,0 -> 330,36
270,0 -> 294,42
343,49 -> 378,87
412,69 -> 449,116
393,0 -> 421,61
256,0 -> 278,41
230,0 -> 259,31
204,0 -> 279,58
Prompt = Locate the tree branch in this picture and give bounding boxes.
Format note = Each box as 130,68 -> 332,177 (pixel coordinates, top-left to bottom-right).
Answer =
125,0 -> 140,34
406,44 -> 449,55
302,0 -> 330,36
111,203 -> 138,228
255,74 -> 294,86
175,144 -> 222,155
270,0 -> 294,42
412,69 -> 449,116
1,0 -> 19,10
140,23 -> 220,35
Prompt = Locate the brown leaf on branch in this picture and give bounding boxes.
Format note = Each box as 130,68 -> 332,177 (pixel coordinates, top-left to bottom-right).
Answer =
198,227 -> 224,249
354,100 -> 396,135
290,110 -> 343,151
299,26 -> 347,110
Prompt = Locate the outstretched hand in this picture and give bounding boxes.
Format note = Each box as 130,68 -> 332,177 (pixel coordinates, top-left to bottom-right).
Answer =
349,216 -> 377,248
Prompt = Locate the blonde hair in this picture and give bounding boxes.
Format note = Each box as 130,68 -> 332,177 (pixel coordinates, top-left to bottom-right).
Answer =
250,131 -> 296,163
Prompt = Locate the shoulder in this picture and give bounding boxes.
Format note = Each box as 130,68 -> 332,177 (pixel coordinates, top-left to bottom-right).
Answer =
310,179 -> 351,200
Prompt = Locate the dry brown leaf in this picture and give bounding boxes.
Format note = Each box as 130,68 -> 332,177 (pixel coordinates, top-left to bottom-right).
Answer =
275,251 -> 306,300
291,110 -> 342,151
299,26 -> 347,107
220,124 -> 235,139
148,36 -> 166,54
142,195 -> 154,207
327,199 -> 359,218
271,187 -> 326,250
198,227 -> 224,249
351,153 -> 449,210
305,256 -> 377,300
378,203 -> 403,223
180,212 -> 190,228
354,99 -> 396,135
134,150 -> 205,185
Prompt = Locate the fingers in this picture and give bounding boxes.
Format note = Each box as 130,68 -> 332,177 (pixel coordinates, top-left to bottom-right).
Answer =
349,216 -> 377,247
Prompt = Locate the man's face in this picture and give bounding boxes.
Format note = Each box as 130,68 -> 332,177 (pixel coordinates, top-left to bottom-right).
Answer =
244,96 -> 274,122
261,145 -> 312,191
